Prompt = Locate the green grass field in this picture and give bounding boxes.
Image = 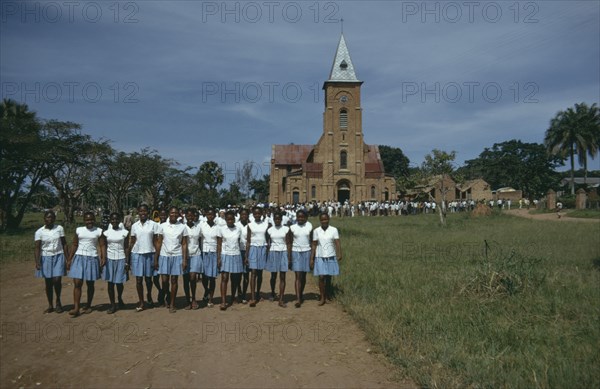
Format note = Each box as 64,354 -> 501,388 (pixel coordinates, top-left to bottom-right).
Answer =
2,212 -> 599,388
332,213 -> 599,388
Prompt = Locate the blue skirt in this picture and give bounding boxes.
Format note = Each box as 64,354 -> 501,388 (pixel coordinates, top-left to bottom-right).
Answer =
131,252 -> 156,277
35,253 -> 66,278
158,255 -> 183,276
203,252 -> 218,278
69,255 -> 100,281
221,254 -> 244,273
313,256 -> 340,276
292,251 -> 311,272
103,259 -> 127,284
187,255 -> 203,274
266,251 -> 288,273
248,246 -> 267,270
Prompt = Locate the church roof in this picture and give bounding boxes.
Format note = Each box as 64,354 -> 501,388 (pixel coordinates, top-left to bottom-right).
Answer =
365,145 -> 385,178
271,144 -> 313,165
327,34 -> 359,82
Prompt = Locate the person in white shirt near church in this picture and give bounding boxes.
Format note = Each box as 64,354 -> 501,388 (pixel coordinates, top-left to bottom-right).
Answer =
266,211 -> 291,308
67,211 -> 105,317
129,204 -> 162,311
184,208 -> 203,310
310,213 -> 342,306
102,212 -> 129,314
246,206 -> 270,307
154,206 -> 188,313
34,210 -> 68,314
200,209 -> 219,307
217,210 -> 244,310
288,209 -> 312,308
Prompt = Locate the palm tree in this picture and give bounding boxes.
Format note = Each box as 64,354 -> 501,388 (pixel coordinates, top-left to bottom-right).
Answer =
544,103 -> 600,194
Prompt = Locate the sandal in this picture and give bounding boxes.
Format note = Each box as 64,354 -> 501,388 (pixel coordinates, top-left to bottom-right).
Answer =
249,300 -> 256,307
55,305 -> 63,314
107,307 -> 116,314
294,302 -> 301,308
184,304 -> 192,310
43,307 -> 54,314
191,301 -> 199,310
68,309 -> 80,317
169,307 -> 177,313
207,302 -> 214,308
135,305 -> 144,312
219,304 -> 227,311
82,307 -> 93,314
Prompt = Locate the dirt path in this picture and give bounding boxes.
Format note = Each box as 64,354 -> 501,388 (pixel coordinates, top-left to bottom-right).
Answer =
504,208 -> 600,223
0,261 -> 413,389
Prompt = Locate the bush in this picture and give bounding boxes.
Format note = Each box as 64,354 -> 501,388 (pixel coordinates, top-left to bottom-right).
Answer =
461,240 -> 546,297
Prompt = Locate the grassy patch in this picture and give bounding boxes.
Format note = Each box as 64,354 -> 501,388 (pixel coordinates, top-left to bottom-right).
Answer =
332,213 -> 600,388
565,209 -> 600,219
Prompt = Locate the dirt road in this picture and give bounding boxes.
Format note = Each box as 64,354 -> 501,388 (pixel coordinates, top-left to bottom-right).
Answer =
0,261 -> 413,388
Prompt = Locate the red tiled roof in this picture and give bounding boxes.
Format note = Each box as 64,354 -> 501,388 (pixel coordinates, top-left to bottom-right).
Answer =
272,145 -> 313,165
365,145 -> 384,177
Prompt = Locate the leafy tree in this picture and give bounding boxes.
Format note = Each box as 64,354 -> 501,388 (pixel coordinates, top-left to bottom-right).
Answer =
220,182 -> 244,207
460,140 -> 561,199
234,161 -> 257,200
0,99 -> 47,230
44,120 -> 113,225
421,149 -> 457,226
194,161 -> 224,208
378,145 -> 410,184
249,174 -> 270,201
545,103 -> 600,194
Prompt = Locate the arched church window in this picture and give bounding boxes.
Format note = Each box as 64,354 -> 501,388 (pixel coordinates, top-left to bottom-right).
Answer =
340,150 -> 348,169
371,185 -> 376,199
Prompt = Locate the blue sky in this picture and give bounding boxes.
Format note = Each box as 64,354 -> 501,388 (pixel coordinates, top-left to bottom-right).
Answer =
2,1 -> 599,182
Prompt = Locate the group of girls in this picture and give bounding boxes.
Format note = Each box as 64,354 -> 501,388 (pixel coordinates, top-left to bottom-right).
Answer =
34,205 -> 342,316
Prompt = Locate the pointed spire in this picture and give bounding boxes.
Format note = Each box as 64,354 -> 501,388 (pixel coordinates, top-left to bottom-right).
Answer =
327,34 -> 359,82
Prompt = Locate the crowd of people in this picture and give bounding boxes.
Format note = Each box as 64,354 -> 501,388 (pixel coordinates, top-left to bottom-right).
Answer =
34,205 -> 342,316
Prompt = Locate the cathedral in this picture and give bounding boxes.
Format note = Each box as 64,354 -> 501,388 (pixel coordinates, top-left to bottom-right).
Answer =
269,34 -> 397,205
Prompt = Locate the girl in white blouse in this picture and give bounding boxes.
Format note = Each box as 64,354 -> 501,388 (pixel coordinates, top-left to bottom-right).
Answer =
102,212 -> 130,314
67,211 -> 106,316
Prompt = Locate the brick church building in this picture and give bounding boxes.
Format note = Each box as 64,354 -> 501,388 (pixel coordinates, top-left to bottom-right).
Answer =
269,34 -> 396,204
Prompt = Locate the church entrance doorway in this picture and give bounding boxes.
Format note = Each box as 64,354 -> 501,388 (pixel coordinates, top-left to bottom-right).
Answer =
337,180 -> 351,203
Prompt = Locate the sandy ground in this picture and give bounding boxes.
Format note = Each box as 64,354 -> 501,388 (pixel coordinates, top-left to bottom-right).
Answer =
0,261 -> 414,389
504,208 -> 600,223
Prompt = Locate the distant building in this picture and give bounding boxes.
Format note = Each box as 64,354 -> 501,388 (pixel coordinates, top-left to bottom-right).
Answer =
455,178 -> 492,201
269,34 -> 396,204
560,177 -> 600,188
493,187 -> 523,202
411,174 -> 457,203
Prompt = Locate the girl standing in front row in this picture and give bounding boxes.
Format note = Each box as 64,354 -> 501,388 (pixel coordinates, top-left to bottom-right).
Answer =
235,208 -> 250,303
217,210 -> 244,310
34,210 -> 68,313
266,211 -> 290,307
200,209 -> 219,307
155,206 -> 188,313
246,206 -> 270,307
102,212 -> 129,314
184,208 -> 203,310
67,211 -> 105,316
289,209 -> 312,308
310,213 -> 342,306
129,204 -> 161,311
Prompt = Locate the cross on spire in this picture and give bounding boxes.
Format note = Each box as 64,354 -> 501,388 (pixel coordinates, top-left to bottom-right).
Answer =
340,18 -> 344,34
